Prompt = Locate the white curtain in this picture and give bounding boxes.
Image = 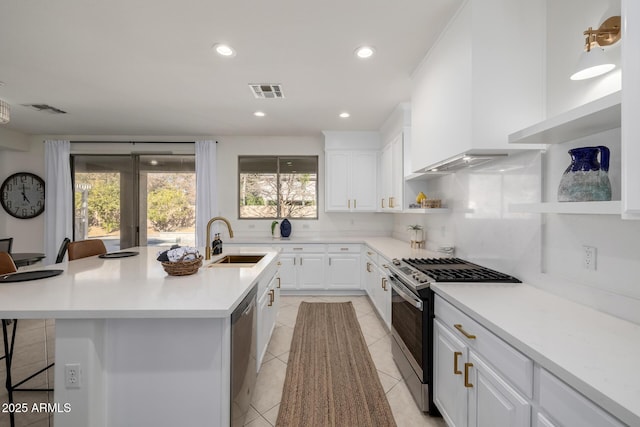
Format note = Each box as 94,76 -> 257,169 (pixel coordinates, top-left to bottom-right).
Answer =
195,140 -> 218,248
44,140 -> 73,265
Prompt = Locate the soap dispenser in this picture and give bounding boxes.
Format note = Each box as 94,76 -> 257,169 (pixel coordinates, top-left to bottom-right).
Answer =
212,233 -> 223,255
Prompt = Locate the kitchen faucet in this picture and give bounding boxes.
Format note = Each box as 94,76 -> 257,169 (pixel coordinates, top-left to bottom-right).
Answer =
205,216 -> 234,260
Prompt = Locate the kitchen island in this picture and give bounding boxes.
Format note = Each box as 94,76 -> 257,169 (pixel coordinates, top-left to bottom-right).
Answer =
0,246 -> 279,427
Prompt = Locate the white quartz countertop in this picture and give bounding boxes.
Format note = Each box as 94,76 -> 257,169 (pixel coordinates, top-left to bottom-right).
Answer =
0,246 -> 279,319
433,283 -> 640,427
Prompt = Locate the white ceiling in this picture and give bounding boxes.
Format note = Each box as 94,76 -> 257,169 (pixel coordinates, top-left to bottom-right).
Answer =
0,0 -> 462,137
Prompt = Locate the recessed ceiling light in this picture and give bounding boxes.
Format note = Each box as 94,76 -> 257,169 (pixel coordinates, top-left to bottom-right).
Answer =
212,43 -> 236,57
339,112 -> 350,118
150,160 -> 158,166
355,46 -> 375,59
254,111 -> 265,117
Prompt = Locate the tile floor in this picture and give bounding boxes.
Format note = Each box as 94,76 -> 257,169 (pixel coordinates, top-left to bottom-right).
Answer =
0,296 -> 446,427
244,295 -> 446,427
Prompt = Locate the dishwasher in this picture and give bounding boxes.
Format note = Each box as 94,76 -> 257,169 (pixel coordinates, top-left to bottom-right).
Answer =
230,285 -> 258,427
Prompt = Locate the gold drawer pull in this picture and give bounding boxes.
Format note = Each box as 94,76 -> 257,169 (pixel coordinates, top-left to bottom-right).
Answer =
277,261 -> 281,266
464,363 -> 473,388
367,251 -> 374,256
381,198 -> 385,208
366,262 -> 372,272
268,289 -> 275,306
453,351 -> 462,375
276,277 -> 281,288
454,324 -> 476,339
348,199 -> 351,209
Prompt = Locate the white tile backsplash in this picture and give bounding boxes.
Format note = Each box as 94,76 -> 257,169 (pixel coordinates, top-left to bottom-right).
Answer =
397,149 -> 640,324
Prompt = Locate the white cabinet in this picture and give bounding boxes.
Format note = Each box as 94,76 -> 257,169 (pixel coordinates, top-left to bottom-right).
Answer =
278,245 -> 326,290
411,0 -> 544,173
325,150 -> 378,212
434,295 -> 532,427
363,248 -> 391,328
622,0 -> 640,218
326,244 -> 361,290
537,369 -> 625,427
467,351 -> 530,427
257,268 -> 280,371
434,319 -> 469,427
435,294 -> 626,427
379,133 -> 404,212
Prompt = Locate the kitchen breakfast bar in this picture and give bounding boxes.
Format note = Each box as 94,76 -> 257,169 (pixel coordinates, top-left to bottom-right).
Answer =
0,246 -> 280,427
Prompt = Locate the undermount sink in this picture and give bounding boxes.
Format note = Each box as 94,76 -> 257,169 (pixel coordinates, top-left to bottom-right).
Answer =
206,254 -> 265,268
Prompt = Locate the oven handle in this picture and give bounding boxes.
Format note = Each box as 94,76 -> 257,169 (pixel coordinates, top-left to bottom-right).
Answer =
389,275 -> 423,311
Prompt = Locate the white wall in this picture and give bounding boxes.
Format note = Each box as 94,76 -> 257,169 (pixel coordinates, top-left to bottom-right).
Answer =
0,137 -> 45,250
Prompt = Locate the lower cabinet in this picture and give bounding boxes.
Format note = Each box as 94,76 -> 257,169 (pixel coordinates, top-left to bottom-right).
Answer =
257,269 -> 280,371
276,246 -> 325,290
363,248 -> 390,328
434,309 -> 530,427
326,245 -> 361,290
434,295 -> 626,427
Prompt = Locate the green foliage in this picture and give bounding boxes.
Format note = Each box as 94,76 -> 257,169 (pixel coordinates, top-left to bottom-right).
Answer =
76,174 -> 121,233
244,193 -> 265,206
147,187 -> 194,232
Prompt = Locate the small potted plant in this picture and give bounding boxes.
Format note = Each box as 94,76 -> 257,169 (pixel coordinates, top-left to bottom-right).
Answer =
408,224 -> 424,244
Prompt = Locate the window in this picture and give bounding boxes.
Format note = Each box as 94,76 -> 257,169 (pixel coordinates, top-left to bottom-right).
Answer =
73,154 -> 195,250
239,156 -> 318,219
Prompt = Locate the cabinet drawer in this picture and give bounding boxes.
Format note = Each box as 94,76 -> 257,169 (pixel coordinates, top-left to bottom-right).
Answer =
280,244 -> 325,253
539,369 -> 624,427
435,295 -> 533,398
327,244 -> 360,253
364,247 -> 378,264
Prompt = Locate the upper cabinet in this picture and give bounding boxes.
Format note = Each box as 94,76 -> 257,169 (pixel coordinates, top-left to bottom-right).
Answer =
410,0 -> 545,174
324,132 -> 379,212
622,0 -> 640,218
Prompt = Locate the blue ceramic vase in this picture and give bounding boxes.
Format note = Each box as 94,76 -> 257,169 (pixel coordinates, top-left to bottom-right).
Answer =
557,146 -> 612,202
280,218 -> 292,238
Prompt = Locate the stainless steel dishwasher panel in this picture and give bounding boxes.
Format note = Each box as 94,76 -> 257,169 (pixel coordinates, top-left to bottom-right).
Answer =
230,286 -> 257,427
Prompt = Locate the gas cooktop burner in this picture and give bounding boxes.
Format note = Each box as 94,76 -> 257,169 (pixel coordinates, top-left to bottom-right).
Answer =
402,258 -> 521,283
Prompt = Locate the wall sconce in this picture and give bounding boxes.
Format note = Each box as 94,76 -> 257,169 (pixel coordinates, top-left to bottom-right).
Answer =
0,99 -> 10,124
570,16 -> 621,81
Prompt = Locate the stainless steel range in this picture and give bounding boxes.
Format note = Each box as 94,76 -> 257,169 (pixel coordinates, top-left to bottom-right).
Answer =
386,257 -> 520,414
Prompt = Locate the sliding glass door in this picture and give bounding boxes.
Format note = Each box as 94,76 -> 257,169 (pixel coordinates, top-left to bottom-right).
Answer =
72,154 -> 195,250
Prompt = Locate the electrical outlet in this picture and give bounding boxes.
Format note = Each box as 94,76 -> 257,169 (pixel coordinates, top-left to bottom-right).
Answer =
583,246 -> 597,271
65,363 -> 82,389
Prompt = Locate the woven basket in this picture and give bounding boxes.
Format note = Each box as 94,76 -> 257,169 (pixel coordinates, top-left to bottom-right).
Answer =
161,253 -> 203,276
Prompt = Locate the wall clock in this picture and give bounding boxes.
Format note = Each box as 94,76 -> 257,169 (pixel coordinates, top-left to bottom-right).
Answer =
1,172 -> 46,219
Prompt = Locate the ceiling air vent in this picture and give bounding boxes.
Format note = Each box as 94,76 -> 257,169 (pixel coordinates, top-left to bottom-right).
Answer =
249,84 -> 284,99
23,104 -> 67,114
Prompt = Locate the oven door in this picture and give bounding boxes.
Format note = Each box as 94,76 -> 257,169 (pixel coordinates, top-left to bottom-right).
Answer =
389,274 -> 424,379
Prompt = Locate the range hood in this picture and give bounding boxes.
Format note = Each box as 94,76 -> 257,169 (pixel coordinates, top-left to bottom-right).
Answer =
417,153 -> 508,174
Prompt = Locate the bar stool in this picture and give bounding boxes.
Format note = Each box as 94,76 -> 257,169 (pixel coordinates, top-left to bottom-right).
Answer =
1,252 -> 54,427
67,239 -> 107,260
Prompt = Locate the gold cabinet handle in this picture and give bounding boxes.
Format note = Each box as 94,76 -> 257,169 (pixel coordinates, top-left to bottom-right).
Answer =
366,262 -> 372,272
381,198 -> 385,209
348,199 -> 351,209
381,277 -> 388,291
454,324 -> 476,339
276,277 -> 281,288
367,251 -> 374,256
453,351 -> 462,375
354,199 -> 357,209
389,197 -> 394,208
464,363 -> 474,388
268,289 -> 275,306
277,261 -> 281,266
